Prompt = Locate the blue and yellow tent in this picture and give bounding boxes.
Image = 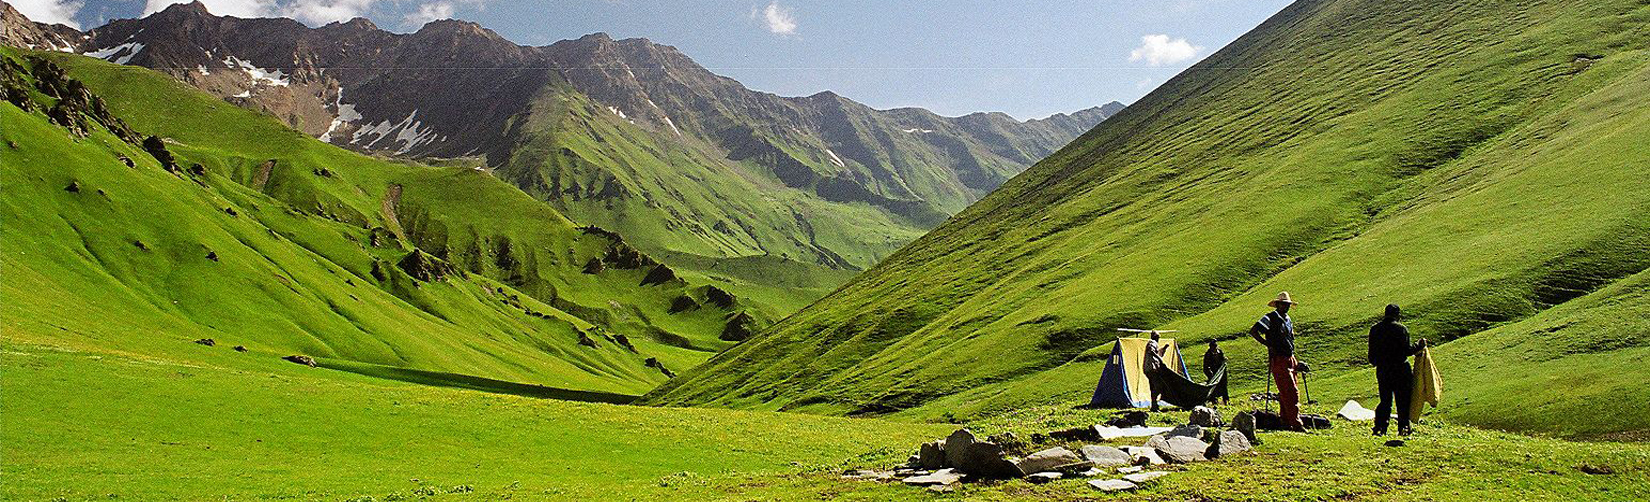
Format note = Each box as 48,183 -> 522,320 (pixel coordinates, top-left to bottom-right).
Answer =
1087,337 -> 1190,408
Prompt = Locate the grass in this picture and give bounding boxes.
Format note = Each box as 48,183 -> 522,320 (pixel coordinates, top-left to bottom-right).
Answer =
7,337 -> 1645,501
0,340 -> 953,501
646,0 -> 1650,440
1,47 -> 742,397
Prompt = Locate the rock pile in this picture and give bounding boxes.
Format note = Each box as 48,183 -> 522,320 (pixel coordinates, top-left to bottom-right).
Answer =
859,408 -> 1259,493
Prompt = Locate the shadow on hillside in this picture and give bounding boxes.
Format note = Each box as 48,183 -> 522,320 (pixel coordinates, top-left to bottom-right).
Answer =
319,360 -> 638,404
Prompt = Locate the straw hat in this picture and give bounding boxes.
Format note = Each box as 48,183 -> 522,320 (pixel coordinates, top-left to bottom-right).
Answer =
1268,291 -> 1296,308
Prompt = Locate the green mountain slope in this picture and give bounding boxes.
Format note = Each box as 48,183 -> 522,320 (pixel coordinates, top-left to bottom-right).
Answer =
644,0 -> 1650,437
1,48 -> 751,396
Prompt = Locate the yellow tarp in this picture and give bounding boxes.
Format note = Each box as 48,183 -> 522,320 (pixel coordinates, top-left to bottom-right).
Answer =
1410,347 -> 1443,419
1115,337 -> 1185,403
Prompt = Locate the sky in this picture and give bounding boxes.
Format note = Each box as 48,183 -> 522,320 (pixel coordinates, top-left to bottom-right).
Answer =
13,0 -> 1292,120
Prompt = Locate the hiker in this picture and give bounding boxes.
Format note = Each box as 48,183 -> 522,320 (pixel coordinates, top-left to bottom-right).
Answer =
1368,304 -> 1427,436
1249,291 -> 1305,431
1144,331 -> 1170,411
1203,340 -> 1228,405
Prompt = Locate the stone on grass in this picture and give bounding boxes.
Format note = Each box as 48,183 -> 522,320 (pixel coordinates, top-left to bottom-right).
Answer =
1206,430 -> 1253,458
282,354 -> 317,367
1165,424 -> 1205,439
1189,406 -> 1223,427
1026,472 -> 1062,484
927,484 -> 955,493
1232,411 -> 1260,444
1149,435 -> 1209,464
193,338 -> 216,347
1089,479 -> 1138,492
1123,471 -> 1170,484
903,468 -> 963,486
1077,467 -> 1104,477
1079,445 -> 1133,467
1015,447 -> 1090,476
1120,446 -> 1165,465
841,470 -> 894,481
956,440 -> 1021,479
944,429 -> 977,468
919,440 -> 947,470
1117,466 -> 1144,474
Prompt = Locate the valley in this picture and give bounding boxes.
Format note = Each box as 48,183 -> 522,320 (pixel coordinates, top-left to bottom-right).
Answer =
4,0 -> 1649,500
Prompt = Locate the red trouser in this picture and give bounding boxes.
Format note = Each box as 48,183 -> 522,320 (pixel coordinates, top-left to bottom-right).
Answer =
1269,355 -> 1304,429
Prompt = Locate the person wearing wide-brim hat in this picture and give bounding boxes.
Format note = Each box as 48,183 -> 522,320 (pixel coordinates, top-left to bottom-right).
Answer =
1250,291 -> 1305,431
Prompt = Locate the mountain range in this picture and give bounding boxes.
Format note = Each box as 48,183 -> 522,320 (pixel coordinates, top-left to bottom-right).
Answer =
645,0 -> 1650,440
2,1 -> 1122,314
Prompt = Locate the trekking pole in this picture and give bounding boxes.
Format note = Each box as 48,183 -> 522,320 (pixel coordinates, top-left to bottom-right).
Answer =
1302,370 -> 1314,404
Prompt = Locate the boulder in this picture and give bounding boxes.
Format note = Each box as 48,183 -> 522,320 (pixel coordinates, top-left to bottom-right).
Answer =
193,338 -> 216,347
282,355 -> 317,367
1189,406 -> 1223,427
1106,411 -> 1149,428
1302,414 -> 1334,430
1026,472 -> 1062,484
232,345 -> 248,352
1079,445 -> 1133,467
1149,435 -> 1209,464
956,440 -> 1021,479
1014,447 -> 1089,476
1165,424 -> 1205,439
918,440 -> 947,470
1120,446 -> 1165,466
944,429 -> 977,468
1123,471 -> 1170,484
1206,430 -> 1253,458
1089,479 -> 1138,492
902,468 -> 962,487
1232,411 -> 1260,444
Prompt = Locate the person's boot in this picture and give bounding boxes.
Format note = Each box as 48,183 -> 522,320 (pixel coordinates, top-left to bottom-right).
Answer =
1372,426 -> 1387,436
1398,425 -> 1413,437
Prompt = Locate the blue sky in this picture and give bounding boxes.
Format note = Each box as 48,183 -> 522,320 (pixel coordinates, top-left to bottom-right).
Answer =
16,0 -> 1292,119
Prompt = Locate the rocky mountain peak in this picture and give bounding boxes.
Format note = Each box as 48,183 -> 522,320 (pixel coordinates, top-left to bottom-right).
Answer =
155,1 -> 215,19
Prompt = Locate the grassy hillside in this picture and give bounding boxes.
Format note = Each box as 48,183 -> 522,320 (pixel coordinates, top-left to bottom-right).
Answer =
644,0 -> 1650,438
0,47 -> 750,396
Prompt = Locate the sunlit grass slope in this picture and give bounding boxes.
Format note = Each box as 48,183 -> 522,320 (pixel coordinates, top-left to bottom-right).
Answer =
1,48 -> 745,395
0,340 -> 952,501
645,0 -> 1650,438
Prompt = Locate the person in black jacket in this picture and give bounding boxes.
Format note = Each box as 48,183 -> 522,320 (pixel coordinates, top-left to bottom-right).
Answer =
1368,304 -> 1428,436
1203,340 -> 1228,405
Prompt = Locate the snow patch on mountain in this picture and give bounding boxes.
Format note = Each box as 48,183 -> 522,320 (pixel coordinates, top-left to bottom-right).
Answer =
223,55 -> 290,87
825,149 -> 846,168
354,110 -> 439,155
319,90 -> 362,143
903,128 -> 935,134
86,42 -> 144,65
232,90 -> 251,98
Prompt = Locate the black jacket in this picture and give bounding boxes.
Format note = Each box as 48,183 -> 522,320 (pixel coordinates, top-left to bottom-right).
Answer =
1368,319 -> 1423,368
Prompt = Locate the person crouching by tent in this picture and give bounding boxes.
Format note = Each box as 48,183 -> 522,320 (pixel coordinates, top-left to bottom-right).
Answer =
1144,331 -> 1171,411
1368,304 -> 1428,436
1203,340 -> 1229,406
1250,292 -> 1306,431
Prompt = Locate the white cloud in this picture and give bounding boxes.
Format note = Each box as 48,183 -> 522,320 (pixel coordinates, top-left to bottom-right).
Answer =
402,1 -> 454,28
753,1 -> 796,35
1128,34 -> 1202,66
11,0 -> 85,28
284,0 -> 378,25
143,0 -> 277,18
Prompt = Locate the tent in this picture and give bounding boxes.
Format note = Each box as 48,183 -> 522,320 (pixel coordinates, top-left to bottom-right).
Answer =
1087,337 -> 1226,409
